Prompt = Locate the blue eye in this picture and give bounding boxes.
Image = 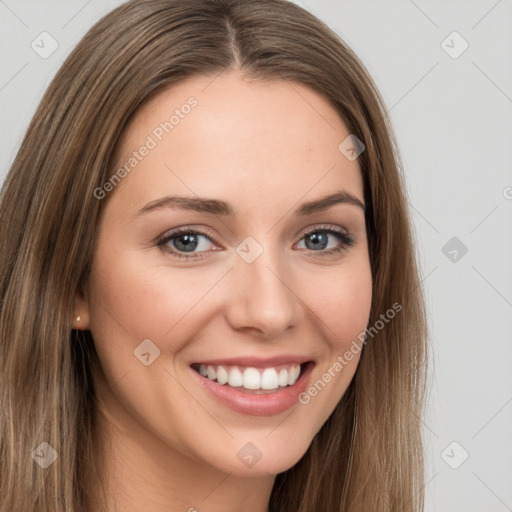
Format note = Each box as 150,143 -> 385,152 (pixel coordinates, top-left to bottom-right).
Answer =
156,225 -> 354,261
157,228 -> 216,260
298,226 -> 354,254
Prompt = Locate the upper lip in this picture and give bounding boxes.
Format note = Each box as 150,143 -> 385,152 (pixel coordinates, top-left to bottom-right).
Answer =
190,354 -> 313,368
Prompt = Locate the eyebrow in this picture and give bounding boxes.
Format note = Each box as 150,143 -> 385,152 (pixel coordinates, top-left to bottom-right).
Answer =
136,190 -> 365,218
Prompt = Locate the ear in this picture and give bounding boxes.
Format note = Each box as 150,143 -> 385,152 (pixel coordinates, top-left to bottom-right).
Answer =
72,287 -> 91,330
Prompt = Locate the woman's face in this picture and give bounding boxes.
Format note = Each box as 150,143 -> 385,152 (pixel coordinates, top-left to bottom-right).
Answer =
78,70 -> 372,476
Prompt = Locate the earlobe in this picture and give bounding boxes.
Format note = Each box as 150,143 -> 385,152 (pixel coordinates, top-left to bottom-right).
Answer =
72,290 -> 90,330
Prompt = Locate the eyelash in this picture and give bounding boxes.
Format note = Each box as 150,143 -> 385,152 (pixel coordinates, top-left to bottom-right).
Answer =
156,224 -> 355,261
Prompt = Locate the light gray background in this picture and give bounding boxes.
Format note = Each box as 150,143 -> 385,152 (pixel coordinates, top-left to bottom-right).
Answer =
1,1 -> 511,510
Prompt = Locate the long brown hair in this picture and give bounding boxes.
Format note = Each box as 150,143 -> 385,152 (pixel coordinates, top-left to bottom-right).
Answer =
0,0 -> 428,510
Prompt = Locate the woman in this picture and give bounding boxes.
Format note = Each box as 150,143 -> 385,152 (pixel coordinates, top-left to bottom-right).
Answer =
0,0 -> 428,510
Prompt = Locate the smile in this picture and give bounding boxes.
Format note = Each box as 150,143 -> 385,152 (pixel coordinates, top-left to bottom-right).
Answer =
189,358 -> 315,416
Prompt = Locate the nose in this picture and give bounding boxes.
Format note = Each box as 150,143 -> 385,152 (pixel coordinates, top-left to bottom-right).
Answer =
223,245 -> 304,339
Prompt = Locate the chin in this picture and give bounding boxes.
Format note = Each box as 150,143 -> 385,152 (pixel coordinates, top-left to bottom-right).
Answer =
206,433 -> 314,477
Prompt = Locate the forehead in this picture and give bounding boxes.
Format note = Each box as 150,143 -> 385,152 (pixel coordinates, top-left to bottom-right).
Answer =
109,70 -> 364,217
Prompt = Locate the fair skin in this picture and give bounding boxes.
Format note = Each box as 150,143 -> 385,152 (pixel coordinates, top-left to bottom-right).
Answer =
74,70 -> 372,512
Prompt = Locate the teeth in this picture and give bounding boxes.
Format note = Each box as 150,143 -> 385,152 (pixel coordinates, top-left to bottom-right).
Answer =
196,363 -> 302,390
243,368 -> 261,389
287,364 -> 300,385
261,368 -> 279,390
228,367 -> 243,387
278,369 -> 288,387
207,365 -> 216,380
216,365 -> 229,385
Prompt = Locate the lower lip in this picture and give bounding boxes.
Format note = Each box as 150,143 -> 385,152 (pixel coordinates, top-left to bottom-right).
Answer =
190,363 -> 314,416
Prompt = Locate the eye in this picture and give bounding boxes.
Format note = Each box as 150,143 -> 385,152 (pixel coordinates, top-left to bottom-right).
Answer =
156,227 -> 218,260
295,225 -> 354,257
156,224 -> 355,261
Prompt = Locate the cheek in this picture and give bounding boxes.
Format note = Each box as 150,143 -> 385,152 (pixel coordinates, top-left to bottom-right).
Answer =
88,247 -> 213,342
304,261 -> 373,347
300,262 -> 371,395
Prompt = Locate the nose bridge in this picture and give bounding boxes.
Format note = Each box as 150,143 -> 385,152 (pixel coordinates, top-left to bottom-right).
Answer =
225,235 -> 303,337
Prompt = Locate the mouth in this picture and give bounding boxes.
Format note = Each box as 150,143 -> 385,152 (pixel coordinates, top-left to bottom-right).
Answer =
189,357 -> 315,415
190,361 -> 313,395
